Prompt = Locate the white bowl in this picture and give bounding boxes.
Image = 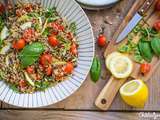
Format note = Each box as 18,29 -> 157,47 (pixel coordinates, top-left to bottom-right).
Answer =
77,0 -> 119,10
77,0 -> 119,6
0,0 -> 94,108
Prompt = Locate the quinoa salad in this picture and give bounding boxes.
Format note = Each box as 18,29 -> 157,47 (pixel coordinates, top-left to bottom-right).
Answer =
0,1 -> 78,93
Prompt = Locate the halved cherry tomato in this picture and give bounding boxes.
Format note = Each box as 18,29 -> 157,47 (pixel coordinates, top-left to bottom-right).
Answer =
40,53 -> 52,65
7,3 -> 12,10
64,62 -> 74,74
26,66 -> 35,74
12,39 -> 25,50
36,74 -> 41,80
155,0 -> 160,11
24,4 -> 33,12
0,3 -> 4,14
153,20 -> 160,31
48,35 -> 59,47
16,9 -> 22,17
19,80 -> 27,88
51,22 -> 64,31
67,32 -> 73,40
45,65 -> 52,76
140,63 -> 151,75
23,28 -> 35,42
52,31 -> 59,35
70,43 -> 78,55
39,64 -> 44,71
97,34 -> 107,47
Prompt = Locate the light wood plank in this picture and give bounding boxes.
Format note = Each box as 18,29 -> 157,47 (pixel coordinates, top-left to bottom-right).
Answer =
0,110 -> 140,120
1,0 -> 160,112
0,0 -> 135,109
5,0 -> 160,111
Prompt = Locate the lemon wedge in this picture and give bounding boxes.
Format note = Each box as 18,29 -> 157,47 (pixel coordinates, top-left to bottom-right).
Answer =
106,52 -> 133,78
120,79 -> 148,108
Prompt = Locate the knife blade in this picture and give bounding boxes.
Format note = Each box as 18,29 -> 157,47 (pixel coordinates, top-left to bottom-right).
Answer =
116,0 -> 154,44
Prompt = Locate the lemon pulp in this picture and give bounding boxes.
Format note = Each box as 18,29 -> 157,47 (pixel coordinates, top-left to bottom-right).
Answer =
122,80 -> 139,93
105,52 -> 122,69
109,55 -> 133,78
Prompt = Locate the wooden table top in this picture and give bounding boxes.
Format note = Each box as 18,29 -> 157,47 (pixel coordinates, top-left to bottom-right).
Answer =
0,0 -> 160,120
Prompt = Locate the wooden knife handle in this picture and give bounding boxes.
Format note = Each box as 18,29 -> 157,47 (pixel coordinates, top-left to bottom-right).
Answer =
138,0 -> 154,15
95,76 -> 127,110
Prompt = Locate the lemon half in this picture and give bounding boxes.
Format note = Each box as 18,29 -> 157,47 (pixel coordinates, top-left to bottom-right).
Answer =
106,52 -> 133,78
105,52 -> 122,69
120,79 -> 148,108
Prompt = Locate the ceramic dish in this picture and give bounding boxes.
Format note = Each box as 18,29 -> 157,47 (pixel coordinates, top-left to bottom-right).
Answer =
76,0 -> 119,10
0,0 -> 94,108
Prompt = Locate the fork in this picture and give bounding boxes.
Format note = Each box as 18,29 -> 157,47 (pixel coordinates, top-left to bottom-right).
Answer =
3,0 -> 9,22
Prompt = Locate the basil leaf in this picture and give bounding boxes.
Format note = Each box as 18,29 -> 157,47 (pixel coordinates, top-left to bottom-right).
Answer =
133,47 -> 144,63
35,81 -> 49,91
10,84 -> 19,93
0,38 -> 3,48
42,27 -> 52,37
0,16 -> 4,31
47,17 -> 59,23
27,12 -> 40,18
45,7 -> 56,18
19,42 -> 45,68
69,22 -> 77,35
0,70 -> 5,80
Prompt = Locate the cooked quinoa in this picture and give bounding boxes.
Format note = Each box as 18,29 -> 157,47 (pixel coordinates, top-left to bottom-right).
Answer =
0,1 -> 78,93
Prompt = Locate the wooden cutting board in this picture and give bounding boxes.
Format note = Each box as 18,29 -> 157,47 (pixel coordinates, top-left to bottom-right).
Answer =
95,0 -> 160,110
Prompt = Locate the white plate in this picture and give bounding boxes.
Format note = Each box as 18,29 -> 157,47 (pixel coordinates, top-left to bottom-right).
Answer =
76,0 -> 119,10
0,0 -> 94,108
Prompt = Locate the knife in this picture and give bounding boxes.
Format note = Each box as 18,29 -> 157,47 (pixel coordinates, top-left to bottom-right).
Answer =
116,0 -> 154,43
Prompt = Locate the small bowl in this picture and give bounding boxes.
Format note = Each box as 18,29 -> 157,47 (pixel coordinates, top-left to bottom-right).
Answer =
76,0 -> 119,10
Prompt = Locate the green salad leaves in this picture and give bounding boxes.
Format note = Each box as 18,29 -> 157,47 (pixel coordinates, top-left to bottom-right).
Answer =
19,42 -> 45,68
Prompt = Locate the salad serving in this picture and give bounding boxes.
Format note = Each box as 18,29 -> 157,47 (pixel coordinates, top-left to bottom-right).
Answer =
0,1 -> 78,93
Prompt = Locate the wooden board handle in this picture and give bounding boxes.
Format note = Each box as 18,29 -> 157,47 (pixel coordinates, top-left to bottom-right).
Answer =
95,76 -> 127,110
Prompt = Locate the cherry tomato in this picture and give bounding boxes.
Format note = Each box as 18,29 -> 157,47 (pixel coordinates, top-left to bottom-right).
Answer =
45,65 -> 52,76
36,74 -> 41,80
48,35 -> 59,47
97,34 -> 107,47
0,3 -> 4,14
70,43 -> 78,55
140,63 -> 151,74
39,64 -> 44,71
19,80 -> 26,88
26,66 -> 35,74
67,32 -> 73,40
12,39 -> 25,50
51,22 -> 64,31
64,62 -> 74,74
23,28 -> 35,42
24,4 -> 33,12
153,20 -> 160,31
52,31 -> 59,35
16,9 -> 22,17
7,3 -> 12,10
40,53 -> 52,65
155,0 -> 160,11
